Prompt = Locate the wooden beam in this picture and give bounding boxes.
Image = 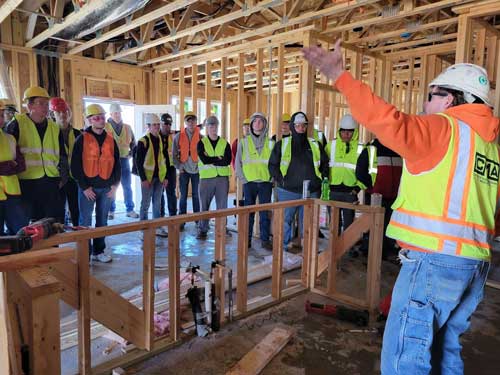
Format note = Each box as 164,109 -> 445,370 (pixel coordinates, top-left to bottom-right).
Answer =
138,21 -> 156,61
275,43 -> 284,138
301,32 -> 315,137
142,228 -> 155,350
106,0 -> 285,61
66,0 -> 198,54
474,19 -> 500,38
256,48 -> 263,113
220,57 -> 227,138
0,274 -> 11,375
0,0 -> 23,25
25,14 -> 37,42
192,64 -> 198,116
271,208 -> 284,299
0,247 -> 75,271
405,57 -> 414,113
236,212 -> 249,314
455,14 -> 473,63
51,0 -> 65,18
386,42 -> 457,60
168,224 -> 180,341
77,240 -> 91,374
205,60 -> 211,117
214,217 -> 226,326
179,67 -> 185,121
370,33 -> 457,53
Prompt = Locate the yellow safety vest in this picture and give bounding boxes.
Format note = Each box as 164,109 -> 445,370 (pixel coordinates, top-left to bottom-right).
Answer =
357,144 -> 378,190
0,131 -> 21,200
167,133 -> 174,167
198,136 -> 231,179
139,133 -> 166,182
280,136 -> 321,179
106,122 -> 133,158
325,133 -> 363,187
241,136 -> 274,182
16,114 -> 60,179
386,114 -> 499,261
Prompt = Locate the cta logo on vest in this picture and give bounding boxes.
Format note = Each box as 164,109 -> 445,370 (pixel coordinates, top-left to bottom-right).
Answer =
474,152 -> 499,183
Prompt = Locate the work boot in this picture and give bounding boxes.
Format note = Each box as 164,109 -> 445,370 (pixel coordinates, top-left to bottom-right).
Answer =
126,211 -> 139,218
261,240 -> 273,250
108,212 -> 114,220
156,227 -> 168,237
196,231 -> 207,240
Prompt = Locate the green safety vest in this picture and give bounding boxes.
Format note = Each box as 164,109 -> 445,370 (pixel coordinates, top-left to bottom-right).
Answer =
386,113 -> 498,261
325,132 -> 363,187
198,137 -> 231,179
280,136 -> 321,179
106,122 -> 133,158
358,143 -> 378,190
241,136 -> 274,182
16,113 -> 60,180
0,131 -> 21,200
139,133 -> 166,182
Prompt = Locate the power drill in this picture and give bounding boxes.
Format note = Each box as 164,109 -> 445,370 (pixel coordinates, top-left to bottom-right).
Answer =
305,300 -> 369,327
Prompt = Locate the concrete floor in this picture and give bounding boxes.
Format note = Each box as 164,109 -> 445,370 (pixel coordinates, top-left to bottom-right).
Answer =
59,197 -> 500,374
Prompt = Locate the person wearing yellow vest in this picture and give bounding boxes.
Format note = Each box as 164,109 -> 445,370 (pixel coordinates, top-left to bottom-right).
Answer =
304,40 -> 498,375
196,115 -> 232,239
159,113 -> 177,217
325,114 -> 363,233
172,111 -> 201,231
271,113 -> 291,142
136,114 -> 168,237
106,103 -> 138,220
5,86 -> 68,224
72,104 -> 121,263
2,104 -> 17,124
312,128 -> 327,149
235,112 -> 274,250
268,111 -> 328,250
50,97 -> 81,227
0,130 -> 29,235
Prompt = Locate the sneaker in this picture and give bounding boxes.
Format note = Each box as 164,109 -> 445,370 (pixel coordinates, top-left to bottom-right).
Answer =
156,227 -> 168,237
91,253 -> 112,263
126,211 -> 139,218
108,212 -> 114,220
261,240 -> 273,250
285,242 -> 294,251
196,231 -> 208,240
225,229 -> 232,237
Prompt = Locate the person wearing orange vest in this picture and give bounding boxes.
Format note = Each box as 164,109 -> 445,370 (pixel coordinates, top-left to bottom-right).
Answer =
106,103 -> 138,220
50,97 -> 81,227
0,130 -> 29,235
304,40 -> 498,375
172,111 -> 201,230
71,104 -> 121,263
159,113 -> 177,217
5,86 -> 68,224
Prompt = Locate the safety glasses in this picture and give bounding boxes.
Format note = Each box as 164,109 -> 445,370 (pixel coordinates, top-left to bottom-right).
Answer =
427,91 -> 449,102
89,114 -> 105,121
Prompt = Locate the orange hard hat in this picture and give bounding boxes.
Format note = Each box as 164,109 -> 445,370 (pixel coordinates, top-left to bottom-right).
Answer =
49,97 -> 69,112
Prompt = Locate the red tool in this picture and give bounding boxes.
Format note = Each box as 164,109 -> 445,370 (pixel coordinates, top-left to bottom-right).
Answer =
305,300 -> 369,327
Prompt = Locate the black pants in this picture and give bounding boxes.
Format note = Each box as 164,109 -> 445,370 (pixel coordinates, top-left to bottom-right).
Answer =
160,167 -> 177,217
60,179 -> 80,226
20,177 -> 65,224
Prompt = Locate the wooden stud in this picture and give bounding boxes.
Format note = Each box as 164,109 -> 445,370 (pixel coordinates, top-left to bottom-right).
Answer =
0,273 -> 10,375
308,202 -> 321,288
494,38 -> 500,116
0,1 -> 22,25
236,212 -> 249,314
179,67 -> 185,122
271,208 -> 284,300
301,201 -> 317,288
366,211 -> 384,315
404,58 -> 414,113
456,15 -> 473,63
256,48 -> 263,113
301,31 -> 316,137
77,240 -> 91,374
220,57 -> 228,139
192,64 -> 198,116
475,27 -> 487,66
326,207 -> 340,295
486,36 -> 497,82
143,228 -> 155,350
166,70 -> 173,105
168,224 -> 180,341
275,44 -> 285,139
205,61 -> 212,118
0,247 -> 75,272
214,217 -> 226,325
237,53 -> 245,135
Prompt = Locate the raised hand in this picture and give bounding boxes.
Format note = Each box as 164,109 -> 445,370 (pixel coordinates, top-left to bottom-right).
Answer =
302,39 -> 345,83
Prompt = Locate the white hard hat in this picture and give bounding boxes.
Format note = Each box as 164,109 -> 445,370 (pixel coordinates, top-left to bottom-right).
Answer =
145,113 -> 160,124
109,103 -> 122,113
339,114 -> 358,130
429,63 -> 491,107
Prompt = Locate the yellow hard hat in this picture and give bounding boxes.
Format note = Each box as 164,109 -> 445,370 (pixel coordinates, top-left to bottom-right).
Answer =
243,118 -> 250,126
184,111 -> 197,120
282,113 -> 291,122
23,86 -> 50,101
85,104 -> 105,117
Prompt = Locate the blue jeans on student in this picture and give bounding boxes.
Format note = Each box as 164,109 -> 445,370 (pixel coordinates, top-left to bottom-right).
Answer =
179,172 -> 200,215
276,187 -> 319,247
79,187 -> 112,256
0,196 -> 29,235
160,167 -> 177,217
140,179 -> 163,220
244,181 -> 272,242
110,157 -> 134,213
381,249 -> 489,375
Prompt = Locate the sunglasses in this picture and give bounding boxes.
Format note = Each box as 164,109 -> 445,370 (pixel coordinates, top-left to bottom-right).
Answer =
294,122 -> 308,127
89,114 -> 105,121
427,91 -> 449,102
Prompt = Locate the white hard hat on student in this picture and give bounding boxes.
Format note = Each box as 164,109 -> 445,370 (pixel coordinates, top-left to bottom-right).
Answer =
339,114 -> 358,130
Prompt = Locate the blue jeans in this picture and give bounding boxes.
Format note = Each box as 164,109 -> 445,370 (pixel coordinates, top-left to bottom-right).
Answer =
178,172 -> 200,215
161,167 -> 177,217
244,181 -> 272,242
110,157 -> 134,213
0,196 -> 29,235
276,188 -> 319,246
79,187 -> 112,255
140,179 -> 163,220
381,250 -> 489,375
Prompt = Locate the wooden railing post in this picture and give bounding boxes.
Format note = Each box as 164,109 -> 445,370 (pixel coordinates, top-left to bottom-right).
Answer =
366,211 -> 384,315
214,217 -> 226,325
272,208 -> 284,300
237,212 -> 249,314
168,224 -> 180,341
303,200 -> 320,288
143,228 -> 155,349
327,206 -> 340,295
77,239 -> 91,374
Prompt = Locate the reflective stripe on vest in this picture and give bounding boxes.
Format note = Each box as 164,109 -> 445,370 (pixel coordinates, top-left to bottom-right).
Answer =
16,114 -> 60,180
280,136 -> 321,179
386,113 -> 498,261
241,137 -> 274,182
198,137 -> 231,179
82,132 -> 115,179
105,122 -> 132,158
327,139 -> 362,186
141,133 -> 167,182
0,132 -> 21,200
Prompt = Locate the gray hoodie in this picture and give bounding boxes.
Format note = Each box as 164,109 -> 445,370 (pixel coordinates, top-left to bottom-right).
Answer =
235,112 -> 271,184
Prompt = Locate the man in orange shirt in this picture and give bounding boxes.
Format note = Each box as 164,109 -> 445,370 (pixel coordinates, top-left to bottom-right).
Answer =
304,41 -> 498,374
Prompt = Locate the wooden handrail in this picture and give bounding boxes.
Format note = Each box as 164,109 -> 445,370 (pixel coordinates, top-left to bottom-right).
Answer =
0,247 -> 75,272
